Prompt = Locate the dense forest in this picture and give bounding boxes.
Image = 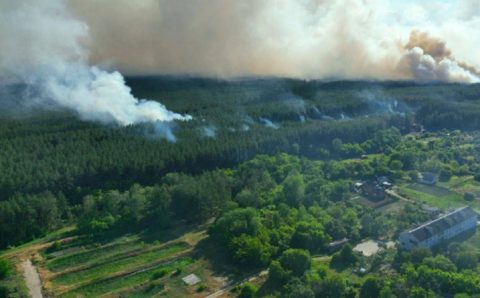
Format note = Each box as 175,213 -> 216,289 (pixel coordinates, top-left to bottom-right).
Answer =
2,78 -> 480,297
1,78 -> 480,247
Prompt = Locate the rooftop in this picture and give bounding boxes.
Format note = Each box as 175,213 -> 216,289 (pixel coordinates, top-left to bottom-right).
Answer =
407,206 -> 477,242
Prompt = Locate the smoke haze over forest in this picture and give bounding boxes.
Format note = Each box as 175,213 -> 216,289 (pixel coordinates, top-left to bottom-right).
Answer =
0,0 -> 479,132
68,0 -> 480,82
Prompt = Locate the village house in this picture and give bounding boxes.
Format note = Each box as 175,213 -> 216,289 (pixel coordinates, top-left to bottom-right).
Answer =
399,206 -> 477,250
360,181 -> 386,201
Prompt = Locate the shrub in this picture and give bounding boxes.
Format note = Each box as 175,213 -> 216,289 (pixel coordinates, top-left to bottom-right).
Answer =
464,192 -> 475,201
0,259 -> 11,279
197,284 -> 208,292
151,269 -> 169,280
239,282 -> 258,298
46,241 -> 62,253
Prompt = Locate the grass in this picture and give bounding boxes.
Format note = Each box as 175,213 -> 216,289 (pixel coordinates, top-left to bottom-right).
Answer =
0,262 -> 29,298
464,231 -> 480,254
61,257 -> 194,297
53,242 -> 189,286
439,175 -> 480,197
399,183 -> 465,210
46,238 -> 145,272
1,224 -> 217,298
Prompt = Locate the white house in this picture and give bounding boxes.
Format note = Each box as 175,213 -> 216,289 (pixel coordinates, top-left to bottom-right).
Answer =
399,206 -> 477,250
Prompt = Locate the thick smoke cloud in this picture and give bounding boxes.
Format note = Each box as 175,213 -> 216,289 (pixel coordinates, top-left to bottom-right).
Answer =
1,0 -> 479,108
399,31 -> 480,83
0,1 -> 191,134
67,0 -> 480,83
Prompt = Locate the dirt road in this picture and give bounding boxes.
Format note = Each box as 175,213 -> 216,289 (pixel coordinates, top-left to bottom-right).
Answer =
205,270 -> 269,298
22,259 -> 43,298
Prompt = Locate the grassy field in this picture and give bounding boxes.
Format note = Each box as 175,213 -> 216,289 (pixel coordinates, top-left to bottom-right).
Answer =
52,242 -> 189,286
439,175 -> 480,197
399,183 -> 466,210
61,258 -> 194,297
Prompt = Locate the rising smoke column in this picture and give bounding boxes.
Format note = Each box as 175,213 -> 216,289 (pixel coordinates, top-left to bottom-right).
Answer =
398,31 -> 480,83
0,1 -> 190,135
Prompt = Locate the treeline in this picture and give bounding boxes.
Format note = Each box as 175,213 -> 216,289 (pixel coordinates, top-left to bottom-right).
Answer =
0,192 -> 69,248
417,100 -> 480,131
0,112 -> 405,203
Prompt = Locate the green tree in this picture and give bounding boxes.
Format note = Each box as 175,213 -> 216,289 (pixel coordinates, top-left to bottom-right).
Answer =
239,282 -> 258,298
318,273 -> 347,298
439,168 -> 452,182
290,221 -> 330,253
360,276 -> 382,298
279,249 -> 311,277
269,260 -> 289,283
285,278 -> 315,298
209,208 -> 260,244
230,234 -> 271,268
282,173 -> 305,207
331,244 -> 357,268
0,258 -> 10,279
455,251 -> 478,271
410,248 -> 432,265
422,256 -> 457,272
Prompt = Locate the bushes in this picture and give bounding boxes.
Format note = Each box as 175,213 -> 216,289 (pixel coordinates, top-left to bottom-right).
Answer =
238,283 -> 258,298
330,244 -> 358,268
151,269 -> 169,280
279,249 -> 311,277
0,259 -> 11,280
464,192 -> 475,201
230,235 -> 271,268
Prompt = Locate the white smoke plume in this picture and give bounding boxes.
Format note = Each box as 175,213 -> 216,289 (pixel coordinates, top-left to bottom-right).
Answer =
0,1 -> 191,134
65,0 -> 480,83
201,125 -> 217,138
259,118 -> 280,129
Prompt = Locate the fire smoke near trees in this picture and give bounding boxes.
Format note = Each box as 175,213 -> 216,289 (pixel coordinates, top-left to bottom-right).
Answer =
0,1 -> 191,139
0,0 -> 479,135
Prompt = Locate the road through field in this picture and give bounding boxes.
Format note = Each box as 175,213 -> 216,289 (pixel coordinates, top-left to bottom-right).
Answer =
22,259 -> 43,298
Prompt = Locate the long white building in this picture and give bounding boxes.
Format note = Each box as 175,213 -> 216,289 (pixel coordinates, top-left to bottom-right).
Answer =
399,206 -> 477,250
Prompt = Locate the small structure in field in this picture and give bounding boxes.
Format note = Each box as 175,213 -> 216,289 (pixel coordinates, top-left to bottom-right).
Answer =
182,274 -> 201,286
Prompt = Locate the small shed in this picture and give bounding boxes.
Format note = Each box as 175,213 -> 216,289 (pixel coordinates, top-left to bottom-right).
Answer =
182,274 -> 201,286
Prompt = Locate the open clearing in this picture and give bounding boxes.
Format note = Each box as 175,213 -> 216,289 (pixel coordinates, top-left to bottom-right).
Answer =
0,226 -> 238,298
399,183 -> 466,210
353,240 -> 380,257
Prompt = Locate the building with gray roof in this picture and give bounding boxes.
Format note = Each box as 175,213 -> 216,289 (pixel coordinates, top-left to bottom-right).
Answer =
399,206 -> 477,250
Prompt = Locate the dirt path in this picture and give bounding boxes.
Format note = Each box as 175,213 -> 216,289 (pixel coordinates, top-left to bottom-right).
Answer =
22,259 -> 43,298
386,189 -> 415,203
205,270 -> 268,298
